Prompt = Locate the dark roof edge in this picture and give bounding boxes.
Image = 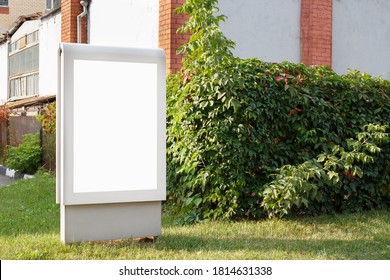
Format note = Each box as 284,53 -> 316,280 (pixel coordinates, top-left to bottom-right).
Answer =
0,12 -> 43,44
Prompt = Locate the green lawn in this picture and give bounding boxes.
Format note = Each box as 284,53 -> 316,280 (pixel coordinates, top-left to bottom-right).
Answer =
0,172 -> 389,260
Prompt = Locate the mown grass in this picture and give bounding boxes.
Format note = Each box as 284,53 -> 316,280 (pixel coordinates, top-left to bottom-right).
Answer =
0,172 -> 389,260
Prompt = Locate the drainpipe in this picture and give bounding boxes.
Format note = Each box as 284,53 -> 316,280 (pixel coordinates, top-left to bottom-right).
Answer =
77,0 -> 90,43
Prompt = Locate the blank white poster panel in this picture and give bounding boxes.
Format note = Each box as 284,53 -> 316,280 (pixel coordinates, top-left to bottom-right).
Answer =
73,60 -> 157,193
60,44 -> 166,205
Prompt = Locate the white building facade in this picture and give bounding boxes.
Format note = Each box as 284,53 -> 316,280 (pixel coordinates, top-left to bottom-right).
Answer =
1,0 -> 390,105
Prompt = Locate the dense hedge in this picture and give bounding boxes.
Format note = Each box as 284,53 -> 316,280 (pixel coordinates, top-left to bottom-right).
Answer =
166,0 -> 390,221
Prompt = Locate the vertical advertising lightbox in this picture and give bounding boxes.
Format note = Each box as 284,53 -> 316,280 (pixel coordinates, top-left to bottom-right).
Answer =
58,43 -> 166,243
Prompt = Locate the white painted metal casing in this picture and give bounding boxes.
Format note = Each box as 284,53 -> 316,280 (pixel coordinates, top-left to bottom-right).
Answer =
58,43 -> 166,206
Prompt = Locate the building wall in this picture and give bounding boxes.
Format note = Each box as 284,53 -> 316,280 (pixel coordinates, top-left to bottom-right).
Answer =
89,0 -> 159,48
0,15 -> 60,102
332,0 -> 390,80
0,41 -> 8,102
7,20 -> 40,100
0,20 -> 39,104
218,0 -> 301,63
0,20 -> 41,103
158,0 -> 331,71
0,0 -> 45,30
39,11 -> 61,96
9,19 -> 40,42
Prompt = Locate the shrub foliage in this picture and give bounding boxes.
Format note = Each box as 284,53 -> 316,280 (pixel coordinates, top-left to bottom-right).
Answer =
36,102 -> 56,134
5,132 -> 42,175
262,124 -> 389,218
36,102 -> 56,170
166,0 -> 390,221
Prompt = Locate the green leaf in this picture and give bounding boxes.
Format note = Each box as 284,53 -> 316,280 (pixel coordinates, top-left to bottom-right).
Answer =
327,171 -> 338,180
317,154 -> 327,162
185,197 -> 194,206
193,197 -> 202,207
230,98 -> 240,111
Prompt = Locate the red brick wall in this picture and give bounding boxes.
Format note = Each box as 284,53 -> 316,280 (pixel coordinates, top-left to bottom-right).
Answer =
61,0 -> 87,43
159,0 -> 189,73
160,0 -> 334,70
301,0 -> 333,66
61,1 -> 333,69
0,7 -> 9,14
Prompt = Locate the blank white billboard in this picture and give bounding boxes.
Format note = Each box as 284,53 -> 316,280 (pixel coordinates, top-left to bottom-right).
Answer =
58,43 -> 166,205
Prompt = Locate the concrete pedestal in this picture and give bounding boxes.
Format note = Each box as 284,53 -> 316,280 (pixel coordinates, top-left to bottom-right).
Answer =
60,201 -> 161,243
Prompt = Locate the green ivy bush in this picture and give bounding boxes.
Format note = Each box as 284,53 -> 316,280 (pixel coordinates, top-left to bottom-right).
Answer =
262,124 -> 389,218
166,0 -> 390,221
5,132 -> 42,175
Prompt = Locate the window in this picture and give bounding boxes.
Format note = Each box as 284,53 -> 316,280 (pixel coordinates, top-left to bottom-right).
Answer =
9,45 -> 39,76
9,30 -> 39,53
46,0 -> 60,10
8,31 -> 40,99
0,0 -> 8,7
9,74 -> 39,98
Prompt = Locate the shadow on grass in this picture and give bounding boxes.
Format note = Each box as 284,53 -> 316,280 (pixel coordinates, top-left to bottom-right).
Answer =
1,212 -> 389,260
157,233 -> 389,259
156,210 -> 390,259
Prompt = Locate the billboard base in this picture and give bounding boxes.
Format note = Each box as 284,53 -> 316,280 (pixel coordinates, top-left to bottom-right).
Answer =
60,201 -> 161,243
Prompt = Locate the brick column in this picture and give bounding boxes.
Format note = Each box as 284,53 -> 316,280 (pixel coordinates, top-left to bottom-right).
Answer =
0,7 -> 9,14
159,0 -> 190,73
61,0 -> 87,43
301,0 -> 333,66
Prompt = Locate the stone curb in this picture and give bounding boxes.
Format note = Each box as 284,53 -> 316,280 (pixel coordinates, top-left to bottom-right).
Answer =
0,165 -> 34,179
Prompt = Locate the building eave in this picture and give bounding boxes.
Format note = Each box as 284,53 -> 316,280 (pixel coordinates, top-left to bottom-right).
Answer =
0,12 -> 42,44
5,95 -> 56,109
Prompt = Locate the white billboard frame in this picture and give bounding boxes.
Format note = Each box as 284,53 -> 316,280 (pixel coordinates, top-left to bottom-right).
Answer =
57,43 -> 166,206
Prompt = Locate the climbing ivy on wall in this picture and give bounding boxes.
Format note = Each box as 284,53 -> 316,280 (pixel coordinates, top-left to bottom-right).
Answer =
166,0 -> 390,222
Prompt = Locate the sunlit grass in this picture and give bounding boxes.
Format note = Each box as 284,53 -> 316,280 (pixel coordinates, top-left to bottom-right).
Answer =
0,173 -> 389,259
